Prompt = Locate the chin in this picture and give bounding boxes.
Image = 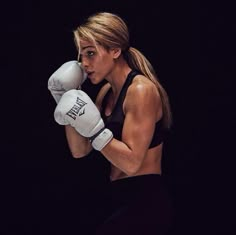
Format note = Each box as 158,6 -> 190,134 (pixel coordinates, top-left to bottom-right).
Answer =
89,76 -> 103,85
89,77 -> 99,85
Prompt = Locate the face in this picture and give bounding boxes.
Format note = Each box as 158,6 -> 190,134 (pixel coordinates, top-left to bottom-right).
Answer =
78,40 -> 118,84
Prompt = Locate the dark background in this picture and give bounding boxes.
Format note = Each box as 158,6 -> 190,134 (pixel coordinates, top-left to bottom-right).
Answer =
2,1 -> 235,234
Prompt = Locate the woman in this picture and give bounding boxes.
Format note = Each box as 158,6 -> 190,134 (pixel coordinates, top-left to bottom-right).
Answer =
52,12 -> 174,235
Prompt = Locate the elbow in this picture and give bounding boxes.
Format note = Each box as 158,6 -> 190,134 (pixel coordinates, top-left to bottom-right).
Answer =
122,153 -> 144,176
71,150 -> 90,159
125,162 -> 142,176
70,144 -> 92,158
71,152 -> 86,158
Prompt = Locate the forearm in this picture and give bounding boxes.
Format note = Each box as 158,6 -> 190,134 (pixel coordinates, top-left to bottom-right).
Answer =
65,125 -> 92,158
101,138 -> 142,176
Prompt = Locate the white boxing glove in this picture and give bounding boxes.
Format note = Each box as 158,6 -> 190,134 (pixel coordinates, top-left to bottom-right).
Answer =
54,89 -> 113,151
48,61 -> 87,103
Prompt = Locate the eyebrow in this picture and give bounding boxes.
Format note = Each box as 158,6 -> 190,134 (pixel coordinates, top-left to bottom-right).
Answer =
81,46 -> 95,50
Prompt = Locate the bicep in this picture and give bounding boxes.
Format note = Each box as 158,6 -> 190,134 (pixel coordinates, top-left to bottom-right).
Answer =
122,86 -> 159,159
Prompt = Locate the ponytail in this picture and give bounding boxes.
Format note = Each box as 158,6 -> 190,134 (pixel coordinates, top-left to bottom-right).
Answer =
125,47 -> 172,129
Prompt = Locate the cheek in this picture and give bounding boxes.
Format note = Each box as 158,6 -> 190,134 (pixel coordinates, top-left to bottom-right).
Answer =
95,52 -> 114,76
97,56 -> 112,70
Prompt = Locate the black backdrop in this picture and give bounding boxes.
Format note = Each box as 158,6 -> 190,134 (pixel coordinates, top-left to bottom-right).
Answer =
2,1 -> 235,234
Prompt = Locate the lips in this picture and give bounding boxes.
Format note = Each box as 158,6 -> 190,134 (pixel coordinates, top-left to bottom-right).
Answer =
87,71 -> 94,78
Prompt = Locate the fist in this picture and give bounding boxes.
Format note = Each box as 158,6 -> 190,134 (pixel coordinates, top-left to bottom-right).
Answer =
48,61 -> 87,103
54,89 -> 113,151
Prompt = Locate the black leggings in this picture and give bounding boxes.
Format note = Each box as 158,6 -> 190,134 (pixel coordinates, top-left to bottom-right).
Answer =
95,174 -> 174,235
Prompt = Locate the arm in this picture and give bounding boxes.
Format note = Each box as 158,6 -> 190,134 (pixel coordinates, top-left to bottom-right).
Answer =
65,125 -> 92,158
54,82 -> 161,173
64,83 -> 110,158
48,61 -> 91,158
101,80 -> 161,175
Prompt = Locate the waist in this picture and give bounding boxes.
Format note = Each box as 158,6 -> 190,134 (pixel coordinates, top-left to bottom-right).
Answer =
111,174 -> 162,194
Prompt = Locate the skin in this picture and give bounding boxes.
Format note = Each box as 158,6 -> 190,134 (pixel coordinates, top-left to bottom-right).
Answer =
65,39 -> 163,181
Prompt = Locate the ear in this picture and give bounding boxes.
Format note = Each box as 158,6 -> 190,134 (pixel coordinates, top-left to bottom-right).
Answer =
111,48 -> 122,59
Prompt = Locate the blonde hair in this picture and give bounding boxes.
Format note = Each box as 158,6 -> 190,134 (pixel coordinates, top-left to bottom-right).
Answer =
73,12 -> 172,129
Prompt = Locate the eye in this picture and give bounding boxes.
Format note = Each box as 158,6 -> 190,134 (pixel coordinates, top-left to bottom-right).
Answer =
87,51 -> 95,57
79,50 -> 96,62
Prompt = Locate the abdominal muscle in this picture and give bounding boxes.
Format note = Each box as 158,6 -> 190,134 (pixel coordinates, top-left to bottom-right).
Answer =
110,143 -> 163,181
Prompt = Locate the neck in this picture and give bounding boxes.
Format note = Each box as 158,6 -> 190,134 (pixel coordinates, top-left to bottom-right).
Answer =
106,58 -> 132,98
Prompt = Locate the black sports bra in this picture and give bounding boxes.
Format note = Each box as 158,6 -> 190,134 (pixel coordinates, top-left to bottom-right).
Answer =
101,70 -> 167,148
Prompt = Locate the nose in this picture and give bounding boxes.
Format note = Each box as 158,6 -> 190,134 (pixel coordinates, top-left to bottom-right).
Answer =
79,56 -> 89,70
81,60 -> 88,69
77,54 -> 86,68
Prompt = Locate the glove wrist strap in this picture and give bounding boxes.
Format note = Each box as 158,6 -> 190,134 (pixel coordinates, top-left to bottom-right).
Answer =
89,127 -> 106,143
90,128 -> 113,151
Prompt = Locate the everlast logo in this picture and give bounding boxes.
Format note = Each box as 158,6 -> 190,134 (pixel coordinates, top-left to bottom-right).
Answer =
66,97 -> 87,120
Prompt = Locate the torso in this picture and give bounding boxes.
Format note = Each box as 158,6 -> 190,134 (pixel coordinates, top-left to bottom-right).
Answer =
97,71 -> 166,181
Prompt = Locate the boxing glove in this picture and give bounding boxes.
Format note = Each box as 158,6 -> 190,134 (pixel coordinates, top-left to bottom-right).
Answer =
48,61 -> 87,103
54,89 -> 113,151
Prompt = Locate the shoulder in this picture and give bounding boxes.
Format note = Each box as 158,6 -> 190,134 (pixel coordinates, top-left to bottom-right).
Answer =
95,82 -> 111,110
126,75 -> 160,103
124,75 -> 162,115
